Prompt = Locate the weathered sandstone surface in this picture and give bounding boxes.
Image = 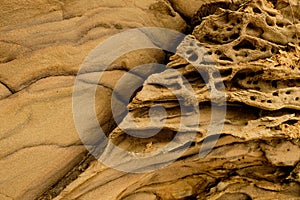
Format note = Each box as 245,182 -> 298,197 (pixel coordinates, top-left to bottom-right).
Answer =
0,0 -> 185,199
0,0 -> 299,199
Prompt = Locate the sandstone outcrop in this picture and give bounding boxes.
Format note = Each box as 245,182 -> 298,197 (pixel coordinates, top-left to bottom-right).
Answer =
55,0 -> 300,199
0,0 -> 185,199
0,0 -> 299,200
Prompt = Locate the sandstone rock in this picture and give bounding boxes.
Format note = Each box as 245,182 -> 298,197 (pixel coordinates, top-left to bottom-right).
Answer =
55,0 -> 300,199
1,0 -> 300,199
168,0 -> 204,18
0,83 -> 11,100
0,0 -> 186,199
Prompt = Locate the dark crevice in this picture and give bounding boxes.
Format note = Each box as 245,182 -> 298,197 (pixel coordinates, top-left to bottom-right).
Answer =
233,39 -> 257,50
0,80 -> 14,94
13,74 -> 77,94
191,2 -> 231,26
167,0 -> 192,34
77,77 -> 114,91
36,152 -> 95,200
1,143 -> 83,160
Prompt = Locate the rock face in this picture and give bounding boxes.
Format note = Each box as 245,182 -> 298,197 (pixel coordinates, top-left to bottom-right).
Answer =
0,0 -> 185,199
1,0 -> 299,200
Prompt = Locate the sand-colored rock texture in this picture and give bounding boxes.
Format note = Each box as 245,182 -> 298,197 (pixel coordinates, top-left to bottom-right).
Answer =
1,0 -> 299,199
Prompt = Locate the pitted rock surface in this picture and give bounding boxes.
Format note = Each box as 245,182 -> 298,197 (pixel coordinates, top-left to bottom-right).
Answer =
55,0 -> 300,200
192,0 -> 299,64
1,0 -> 300,200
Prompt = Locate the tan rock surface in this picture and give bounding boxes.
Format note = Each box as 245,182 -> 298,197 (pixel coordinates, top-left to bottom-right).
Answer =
0,0 -> 186,199
55,0 -> 300,199
1,0 -> 300,200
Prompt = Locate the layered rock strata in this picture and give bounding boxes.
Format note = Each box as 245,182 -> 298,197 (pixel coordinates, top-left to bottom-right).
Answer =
55,0 -> 300,199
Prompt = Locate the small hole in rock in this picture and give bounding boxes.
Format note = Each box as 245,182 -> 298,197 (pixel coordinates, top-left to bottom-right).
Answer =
219,56 -> 233,62
254,87 -> 261,91
267,100 -> 272,103
223,37 -> 229,42
295,97 -> 299,101
292,34 -> 297,39
189,53 -> 198,62
275,64 -> 281,68
246,23 -> 264,37
253,7 -> 262,13
186,49 -> 193,54
290,65 -> 295,70
261,47 -> 267,51
272,92 -> 279,96
271,48 -> 276,53
233,39 -> 256,50
247,22 -> 255,29
213,26 -> 218,31
215,82 -> 225,91
221,68 -> 233,77
215,50 -> 222,55
261,100 -> 265,103
227,27 -> 232,31
271,80 -> 278,88
253,80 -> 258,84
249,72 -> 256,77
250,96 -> 256,100
230,33 -> 239,40
237,73 -> 246,80
287,81 -> 296,87
212,71 -> 220,78
237,19 -> 241,23
286,91 -> 291,95
247,80 -> 252,84
204,35 -> 216,44
276,22 -> 284,27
